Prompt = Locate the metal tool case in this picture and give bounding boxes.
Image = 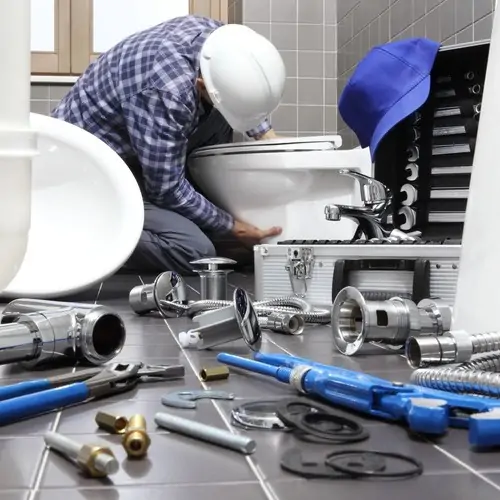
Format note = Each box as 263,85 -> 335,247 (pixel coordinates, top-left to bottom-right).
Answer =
254,41 -> 489,307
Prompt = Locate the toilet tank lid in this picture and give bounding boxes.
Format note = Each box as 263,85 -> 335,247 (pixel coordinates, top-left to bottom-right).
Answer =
190,135 -> 342,157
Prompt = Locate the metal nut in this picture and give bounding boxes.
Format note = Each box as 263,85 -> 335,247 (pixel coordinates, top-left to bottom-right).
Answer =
77,444 -> 117,478
199,366 -> 230,382
95,411 -> 128,434
122,414 -> 151,458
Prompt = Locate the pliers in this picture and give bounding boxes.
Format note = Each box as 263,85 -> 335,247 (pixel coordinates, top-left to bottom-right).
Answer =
0,362 -> 185,426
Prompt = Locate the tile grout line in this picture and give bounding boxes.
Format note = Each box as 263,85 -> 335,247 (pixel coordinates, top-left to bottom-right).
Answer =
28,280 -> 105,498
137,275 -> 280,500
370,343 -> 500,492
229,281 -> 500,491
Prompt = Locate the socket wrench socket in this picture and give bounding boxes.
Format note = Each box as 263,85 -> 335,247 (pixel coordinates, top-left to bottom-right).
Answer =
129,271 -> 188,318
178,288 -> 262,351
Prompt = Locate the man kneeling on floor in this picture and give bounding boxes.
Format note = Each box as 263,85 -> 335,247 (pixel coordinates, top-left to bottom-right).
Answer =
52,15 -> 286,274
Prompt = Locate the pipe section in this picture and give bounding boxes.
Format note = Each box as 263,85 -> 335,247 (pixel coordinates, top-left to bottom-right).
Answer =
1,299 -> 126,367
406,329 -> 500,368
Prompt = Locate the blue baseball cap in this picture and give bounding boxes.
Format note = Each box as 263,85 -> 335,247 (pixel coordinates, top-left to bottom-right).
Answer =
339,38 -> 441,160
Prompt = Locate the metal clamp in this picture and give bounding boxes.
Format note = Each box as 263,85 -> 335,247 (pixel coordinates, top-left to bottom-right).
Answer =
191,257 -> 236,301
162,390 -> 235,409
285,247 -> 315,297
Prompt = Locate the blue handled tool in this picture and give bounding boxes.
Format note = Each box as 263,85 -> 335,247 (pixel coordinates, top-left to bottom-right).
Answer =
216,352 -> 500,448
0,362 -> 185,426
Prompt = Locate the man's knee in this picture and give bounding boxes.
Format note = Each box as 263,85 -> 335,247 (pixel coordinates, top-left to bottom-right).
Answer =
187,233 -> 217,262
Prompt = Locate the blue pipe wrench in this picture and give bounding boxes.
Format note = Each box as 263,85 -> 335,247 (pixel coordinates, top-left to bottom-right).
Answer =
216,352 -> 500,448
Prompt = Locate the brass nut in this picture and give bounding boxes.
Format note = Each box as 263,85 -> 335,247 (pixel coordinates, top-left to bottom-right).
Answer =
95,411 -> 129,434
199,365 -> 230,382
77,444 -> 117,478
122,414 -> 151,458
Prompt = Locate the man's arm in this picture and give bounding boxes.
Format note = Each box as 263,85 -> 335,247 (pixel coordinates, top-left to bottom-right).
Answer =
245,117 -> 281,140
124,89 -> 234,234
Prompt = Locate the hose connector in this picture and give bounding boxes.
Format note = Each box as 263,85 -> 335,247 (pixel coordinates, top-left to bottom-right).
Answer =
259,313 -> 305,335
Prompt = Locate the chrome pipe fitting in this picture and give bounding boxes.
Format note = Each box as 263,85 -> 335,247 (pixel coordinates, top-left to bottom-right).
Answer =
0,301 -> 126,367
129,271 -> 188,318
331,286 -> 452,356
191,257 -> 236,301
259,312 -> 305,335
178,288 -> 261,351
406,329 -> 500,368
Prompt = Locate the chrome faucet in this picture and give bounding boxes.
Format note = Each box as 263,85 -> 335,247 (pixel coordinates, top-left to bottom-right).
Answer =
325,169 -> 419,241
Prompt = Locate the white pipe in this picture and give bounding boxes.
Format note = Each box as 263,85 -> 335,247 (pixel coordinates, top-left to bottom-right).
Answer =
0,0 -> 36,290
452,9 -> 500,332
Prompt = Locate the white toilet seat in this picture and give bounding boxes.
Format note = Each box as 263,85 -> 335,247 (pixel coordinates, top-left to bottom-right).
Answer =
190,135 -> 342,157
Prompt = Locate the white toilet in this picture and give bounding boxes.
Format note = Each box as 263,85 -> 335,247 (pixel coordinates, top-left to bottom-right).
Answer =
188,136 -> 373,242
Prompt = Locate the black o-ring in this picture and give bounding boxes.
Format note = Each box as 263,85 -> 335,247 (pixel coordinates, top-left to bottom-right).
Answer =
295,412 -> 370,443
276,398 -> 337,427
325,450 -> 423,479
281,448 -> 387,480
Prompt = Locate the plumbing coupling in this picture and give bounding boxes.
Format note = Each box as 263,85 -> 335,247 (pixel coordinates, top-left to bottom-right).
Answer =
406,329 -> 500,368
129,271 -> 188,318
331,286 -> 452,356
191,257 -> 236,301
0,299 -> 126,367
258,312 -> 305,335
178,288 -> 261,351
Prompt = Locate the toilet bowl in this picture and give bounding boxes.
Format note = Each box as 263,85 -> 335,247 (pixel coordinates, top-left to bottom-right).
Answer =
188,136 -> 373,243
0,113 -> 144,299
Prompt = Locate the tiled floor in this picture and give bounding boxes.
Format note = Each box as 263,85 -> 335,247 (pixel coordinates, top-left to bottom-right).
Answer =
1,273 -> 500,499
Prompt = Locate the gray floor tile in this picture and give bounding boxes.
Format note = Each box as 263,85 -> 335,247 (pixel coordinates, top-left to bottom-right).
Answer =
3,271 -> 500,499
0,493 -> 29,500
35,483 -> 268,500
40,431 -> 256,487
271,473 -> 500,499
0,438 -> 45,488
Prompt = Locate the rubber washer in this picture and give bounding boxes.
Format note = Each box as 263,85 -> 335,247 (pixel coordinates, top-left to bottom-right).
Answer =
325,450 -> 423,479
276,398 -> 346,432
281,448 -> 386,479
295,412 -> 370,444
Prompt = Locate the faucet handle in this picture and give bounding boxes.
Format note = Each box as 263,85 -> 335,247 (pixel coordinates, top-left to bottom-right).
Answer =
339,169 -> 389,206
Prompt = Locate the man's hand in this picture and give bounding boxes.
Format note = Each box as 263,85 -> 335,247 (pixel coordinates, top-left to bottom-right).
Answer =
231,220 -> 282,247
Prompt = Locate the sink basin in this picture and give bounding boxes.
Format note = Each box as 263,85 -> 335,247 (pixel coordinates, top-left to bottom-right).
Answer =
0,113 -> 144,298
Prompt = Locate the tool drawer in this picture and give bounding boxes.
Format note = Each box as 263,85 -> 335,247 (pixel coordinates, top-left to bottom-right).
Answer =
375,40 -> 489,241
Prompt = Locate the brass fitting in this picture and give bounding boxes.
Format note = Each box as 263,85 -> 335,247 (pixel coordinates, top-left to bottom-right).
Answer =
199,365 -> 230,382
95,411 -> 129,434
77,444 -> 119,478
122,414 -> 151,458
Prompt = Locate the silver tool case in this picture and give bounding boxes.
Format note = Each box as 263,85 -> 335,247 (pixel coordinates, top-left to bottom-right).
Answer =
254,41 -> 489,307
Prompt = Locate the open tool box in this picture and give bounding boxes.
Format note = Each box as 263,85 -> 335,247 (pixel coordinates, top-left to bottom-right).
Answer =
254,40 -> 489,307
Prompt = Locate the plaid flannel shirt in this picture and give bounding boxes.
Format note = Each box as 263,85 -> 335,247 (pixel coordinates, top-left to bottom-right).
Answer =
51,15 -> 272,234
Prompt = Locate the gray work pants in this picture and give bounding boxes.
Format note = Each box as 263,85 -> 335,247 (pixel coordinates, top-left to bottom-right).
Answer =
125,106 -> 234,275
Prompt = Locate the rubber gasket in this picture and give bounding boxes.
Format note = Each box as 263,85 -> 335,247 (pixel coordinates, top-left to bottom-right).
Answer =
295,412 -> 370,443
281,448 -> 386,480
276,398 -> 369,444
325,450 -> 423,479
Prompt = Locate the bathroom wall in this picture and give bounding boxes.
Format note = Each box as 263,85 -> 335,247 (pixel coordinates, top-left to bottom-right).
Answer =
30,84 -> 73,115
337,0 -> 497,148
238,0 -> 337,138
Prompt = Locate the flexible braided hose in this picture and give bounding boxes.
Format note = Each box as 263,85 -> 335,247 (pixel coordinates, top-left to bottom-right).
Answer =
162,297 -> 331,324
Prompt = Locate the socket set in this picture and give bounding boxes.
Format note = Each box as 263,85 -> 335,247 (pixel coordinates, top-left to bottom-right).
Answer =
374,40 -> 490,241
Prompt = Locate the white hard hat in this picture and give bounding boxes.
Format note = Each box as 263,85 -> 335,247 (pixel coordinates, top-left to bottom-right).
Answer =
199,24 -> 286,133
